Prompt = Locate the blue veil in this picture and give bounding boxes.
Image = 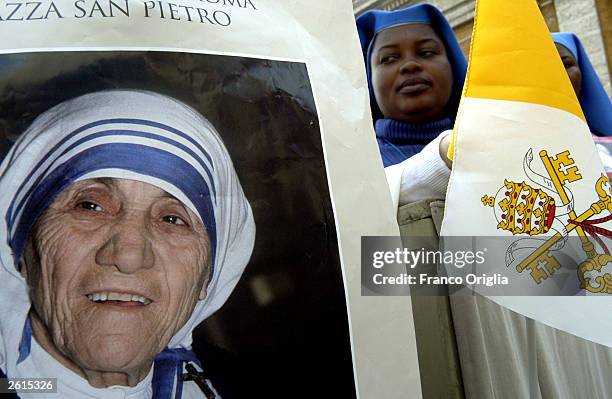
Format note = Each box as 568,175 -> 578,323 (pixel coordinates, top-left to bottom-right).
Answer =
356,4 -> 467,122
553,32 -> 612,136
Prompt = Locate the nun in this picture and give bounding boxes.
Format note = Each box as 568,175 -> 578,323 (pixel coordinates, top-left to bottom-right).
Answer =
0,90 -> 255,398
552,32 -> 612,137
356,4 -> 467,210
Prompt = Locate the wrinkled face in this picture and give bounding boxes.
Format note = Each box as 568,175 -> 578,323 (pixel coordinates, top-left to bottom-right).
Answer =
370,23 -> 453,123
555,43 -> 582,98
23,178 -> 210,376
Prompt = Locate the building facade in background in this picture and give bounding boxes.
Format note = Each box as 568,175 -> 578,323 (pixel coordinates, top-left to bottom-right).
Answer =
353,0 -> 612,96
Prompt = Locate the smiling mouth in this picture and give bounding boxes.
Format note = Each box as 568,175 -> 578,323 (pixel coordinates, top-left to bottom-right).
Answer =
86,291 -> 152,306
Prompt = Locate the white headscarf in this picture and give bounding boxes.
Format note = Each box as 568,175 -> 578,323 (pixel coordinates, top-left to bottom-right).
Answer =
0,90 -> 255,380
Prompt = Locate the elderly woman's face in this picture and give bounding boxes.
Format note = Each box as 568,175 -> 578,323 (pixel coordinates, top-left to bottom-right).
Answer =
371,23 -> 453,123
23,178 -> 210,384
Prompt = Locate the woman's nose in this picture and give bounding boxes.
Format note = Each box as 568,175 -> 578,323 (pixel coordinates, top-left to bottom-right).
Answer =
400,58 -> 422,73
95,215 -> 155,273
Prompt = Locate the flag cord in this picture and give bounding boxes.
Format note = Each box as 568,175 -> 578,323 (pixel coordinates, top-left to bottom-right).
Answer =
567,216 -> 612,254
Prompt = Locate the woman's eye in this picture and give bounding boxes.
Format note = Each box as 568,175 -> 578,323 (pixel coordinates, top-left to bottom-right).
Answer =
380,55 -> 398,64
162,215 -> 187,226
77,201 -> 103,212
562,58 -> 577,68
419,50 -> 436,58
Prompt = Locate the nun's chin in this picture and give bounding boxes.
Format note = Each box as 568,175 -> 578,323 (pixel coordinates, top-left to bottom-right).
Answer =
67,333 -> 157,388
66,300 -> 166,378
29,307 -> 158,388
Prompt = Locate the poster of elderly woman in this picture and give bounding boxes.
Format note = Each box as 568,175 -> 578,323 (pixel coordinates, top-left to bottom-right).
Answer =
0,51 -> 355,398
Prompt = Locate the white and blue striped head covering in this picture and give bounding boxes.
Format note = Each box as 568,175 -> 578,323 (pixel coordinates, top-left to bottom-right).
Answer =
0,90 -> 255,397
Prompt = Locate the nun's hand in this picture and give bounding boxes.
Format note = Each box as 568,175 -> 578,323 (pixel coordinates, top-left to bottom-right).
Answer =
439,134 -> 453,169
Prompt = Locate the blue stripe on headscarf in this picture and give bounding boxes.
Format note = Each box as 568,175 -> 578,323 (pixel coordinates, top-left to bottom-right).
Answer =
17,317 -> 32,364
153,347 -> 202,399
63,130 -> 217,199
6,118 -> 216,233
10,143 -> 217,272
553,32 -> 612,136
8,129 -> 217,232
356,4 -> 467,122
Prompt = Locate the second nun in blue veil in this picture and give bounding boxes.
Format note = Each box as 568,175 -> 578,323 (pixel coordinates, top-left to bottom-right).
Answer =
553,32 -> 612,137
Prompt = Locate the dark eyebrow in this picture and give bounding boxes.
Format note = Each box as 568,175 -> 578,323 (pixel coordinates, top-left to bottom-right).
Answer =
375,37 -> 443,53
89,178 -> 181,202
71,177 -> 114,190
415,37 -> 443,46
154,190 -> 185,205
159,192 -> 180,201
375,44 -> 399,53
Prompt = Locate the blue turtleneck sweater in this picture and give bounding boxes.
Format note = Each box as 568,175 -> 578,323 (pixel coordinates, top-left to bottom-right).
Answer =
375,118 -> 453,167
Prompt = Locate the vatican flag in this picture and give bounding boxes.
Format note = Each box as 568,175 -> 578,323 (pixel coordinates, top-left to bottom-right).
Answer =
441,0 -> 612,346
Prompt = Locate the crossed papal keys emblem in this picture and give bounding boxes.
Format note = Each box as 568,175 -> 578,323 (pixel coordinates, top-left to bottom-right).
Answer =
481,148 -> 612,294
